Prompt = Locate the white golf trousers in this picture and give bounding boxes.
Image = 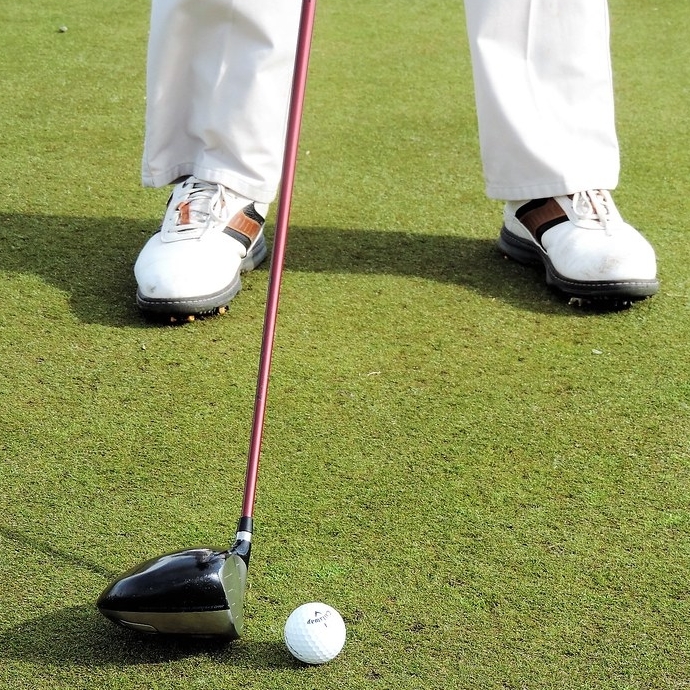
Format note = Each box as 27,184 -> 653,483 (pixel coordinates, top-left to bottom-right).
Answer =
142,0 -> 619,202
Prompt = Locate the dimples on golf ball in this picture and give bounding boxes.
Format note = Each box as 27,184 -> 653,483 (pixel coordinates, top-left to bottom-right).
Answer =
284,602 -> 346,664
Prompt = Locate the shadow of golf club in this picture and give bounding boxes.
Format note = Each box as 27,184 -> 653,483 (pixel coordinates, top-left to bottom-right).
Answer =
0,211 -> 580,328
0,527 -> 119,581
0,604 -> 295,669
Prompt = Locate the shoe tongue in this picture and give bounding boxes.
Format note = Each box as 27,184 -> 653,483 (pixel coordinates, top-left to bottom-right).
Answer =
176,199 -> 211,228
186,202 -> 212,225
178,184 -> 219,227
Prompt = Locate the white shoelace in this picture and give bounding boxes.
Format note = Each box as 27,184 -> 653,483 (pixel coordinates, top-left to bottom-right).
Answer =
571,190 -> 614,235
174,179 -> 234,236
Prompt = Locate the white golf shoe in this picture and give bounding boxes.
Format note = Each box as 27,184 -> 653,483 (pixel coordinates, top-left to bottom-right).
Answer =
134,176 -> 269,318
499,190 -> 658,301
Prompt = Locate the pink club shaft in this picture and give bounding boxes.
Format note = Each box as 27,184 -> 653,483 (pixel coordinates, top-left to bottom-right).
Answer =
241,0 -> 317,521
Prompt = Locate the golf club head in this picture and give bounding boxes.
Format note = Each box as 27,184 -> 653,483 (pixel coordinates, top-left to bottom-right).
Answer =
97,542 -> 249,638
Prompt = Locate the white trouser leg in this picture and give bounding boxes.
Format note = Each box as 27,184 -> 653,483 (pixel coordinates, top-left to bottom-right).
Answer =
463,0 -> 620,200
142,0 -> 301,203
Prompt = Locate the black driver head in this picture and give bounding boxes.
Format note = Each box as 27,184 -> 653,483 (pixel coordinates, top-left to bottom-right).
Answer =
97,544 -> 249,638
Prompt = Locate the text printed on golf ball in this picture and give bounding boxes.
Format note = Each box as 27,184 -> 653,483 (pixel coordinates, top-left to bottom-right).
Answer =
284,603 -> 346,665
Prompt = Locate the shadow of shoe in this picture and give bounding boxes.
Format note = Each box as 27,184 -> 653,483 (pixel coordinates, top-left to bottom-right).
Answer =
0,212 -> 600,327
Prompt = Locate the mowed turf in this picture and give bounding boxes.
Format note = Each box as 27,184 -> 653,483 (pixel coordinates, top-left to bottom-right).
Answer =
1,1 -> 689,688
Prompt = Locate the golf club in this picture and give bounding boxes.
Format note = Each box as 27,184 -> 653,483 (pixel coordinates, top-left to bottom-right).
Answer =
96,0 -> 318,638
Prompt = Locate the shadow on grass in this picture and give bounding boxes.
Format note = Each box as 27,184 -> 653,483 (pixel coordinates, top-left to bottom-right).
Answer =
0,213 -> 150,327
0,527 -> 294,668
0,604 -> 294,669
0,211 -> 581,327
0,527 -> 119,581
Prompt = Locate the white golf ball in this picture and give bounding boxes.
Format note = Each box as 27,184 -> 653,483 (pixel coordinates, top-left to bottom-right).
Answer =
283,602 -> 346,664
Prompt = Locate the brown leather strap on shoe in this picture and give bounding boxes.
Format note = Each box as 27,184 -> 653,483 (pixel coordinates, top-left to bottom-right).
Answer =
224,204 -> 265,250
516,198 -> 568,243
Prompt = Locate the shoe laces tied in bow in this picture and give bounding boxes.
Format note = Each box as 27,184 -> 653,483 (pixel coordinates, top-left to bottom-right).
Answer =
571,190 -> 615,236
173,179 -> 234,239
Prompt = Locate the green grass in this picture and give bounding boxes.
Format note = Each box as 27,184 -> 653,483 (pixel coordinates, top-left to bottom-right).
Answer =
1,1 -> 689,688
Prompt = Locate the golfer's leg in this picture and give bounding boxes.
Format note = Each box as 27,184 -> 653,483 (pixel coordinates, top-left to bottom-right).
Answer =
462,0 -> 657,301
143,0 -> 301,204
463,0 -> 619,200
135,0 -> 301,319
